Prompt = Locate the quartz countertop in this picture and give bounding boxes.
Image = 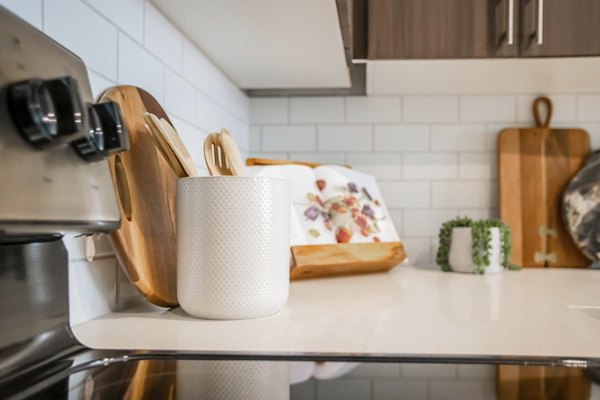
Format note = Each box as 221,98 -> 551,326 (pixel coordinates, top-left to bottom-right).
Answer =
73,265 -> 600,364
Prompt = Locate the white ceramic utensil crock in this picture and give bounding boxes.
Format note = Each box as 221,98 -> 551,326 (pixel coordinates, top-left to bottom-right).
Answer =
176,176 -> 290,319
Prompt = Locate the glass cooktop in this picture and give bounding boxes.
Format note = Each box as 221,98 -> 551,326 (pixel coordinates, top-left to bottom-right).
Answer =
5,354 -> 599,400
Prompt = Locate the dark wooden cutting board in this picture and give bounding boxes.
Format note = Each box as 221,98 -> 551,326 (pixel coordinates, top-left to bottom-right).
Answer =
498,97 -> 590,268
100,86 -> 178,307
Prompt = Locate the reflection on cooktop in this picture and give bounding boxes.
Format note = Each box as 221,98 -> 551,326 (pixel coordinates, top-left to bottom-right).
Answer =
9,358 -> 599,400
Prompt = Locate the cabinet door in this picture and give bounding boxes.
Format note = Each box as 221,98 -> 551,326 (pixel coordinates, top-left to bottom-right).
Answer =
368,0 -> 519,59
520,0 -> 600,57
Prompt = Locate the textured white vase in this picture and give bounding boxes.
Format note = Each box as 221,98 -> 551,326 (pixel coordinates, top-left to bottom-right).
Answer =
176,176 -> 290,319
448,227 -> 503,274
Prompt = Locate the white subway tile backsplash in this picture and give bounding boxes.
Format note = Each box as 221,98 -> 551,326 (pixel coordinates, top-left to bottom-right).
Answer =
250,98 -> 289,123
83,0 -> 144,43
317,379 -> 371,400
289,152 -> 345,165
379,182 -> 430,208
403,153 -> 457,180
88,71 -> 115,99
182,39 -> 209,91
373,379 -> 428,400
169,116 -> 206,165
346,153 -> 401,180
374,125 -> 429,151
262,125 -> 316,152
291,97 -> 344,123
0,0 -> 42,29
389,210 -> 403,236
431,125 -> 487,151
403,96 -> 458,122
164,69 -> 196,123
429,380 -> 486,400
69,258 -> 117,326
460,95 -> 516,122
318,125 -> 372,152
165,68 -> 196,123
578,123 -> 600,149
118,33 -> 165,102
401,238 -> 433,265
459,153 -> 496,180
403,210 -> 459,237
577,94 -> 600,122
249,125 -> 261,152
432,182 -> 492,208
249,152 -> 289,160
144,3 -> 183,72
517,94 -> 576,123
44,0 -> 118,80
346,96 -> 402,123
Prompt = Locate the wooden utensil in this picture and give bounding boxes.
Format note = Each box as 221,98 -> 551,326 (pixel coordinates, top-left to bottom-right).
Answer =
100,86 -> 178,307
498,96 -> 590,268
203,129 -> 245,176
143,113 -> 199,177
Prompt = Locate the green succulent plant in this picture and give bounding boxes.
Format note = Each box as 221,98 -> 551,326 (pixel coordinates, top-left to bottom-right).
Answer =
436,217 -> 520,274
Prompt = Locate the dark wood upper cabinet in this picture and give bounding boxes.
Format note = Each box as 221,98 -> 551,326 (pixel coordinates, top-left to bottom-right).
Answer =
366,0 -> 600,59
519,0 -> 600,57
368,0 -> 519,59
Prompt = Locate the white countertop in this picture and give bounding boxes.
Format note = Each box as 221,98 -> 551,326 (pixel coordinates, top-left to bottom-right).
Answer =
73,266 -> 600,362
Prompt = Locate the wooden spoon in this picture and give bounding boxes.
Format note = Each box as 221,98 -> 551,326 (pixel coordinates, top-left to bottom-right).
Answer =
203,129 -> 246,176
143,113 -> 199,177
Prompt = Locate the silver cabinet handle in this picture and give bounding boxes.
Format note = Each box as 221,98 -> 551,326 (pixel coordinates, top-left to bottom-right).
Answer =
507,0 -> 514,45
536,0 -> 544,45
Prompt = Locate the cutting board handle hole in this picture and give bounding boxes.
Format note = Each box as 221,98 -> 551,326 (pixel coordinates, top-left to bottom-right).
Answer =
533,96 -> 553,128
114,155 -> 133,222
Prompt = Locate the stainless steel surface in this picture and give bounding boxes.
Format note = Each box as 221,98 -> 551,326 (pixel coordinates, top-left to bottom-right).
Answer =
507,0 -> 514,45
0,239 -> 81,382
0,5 -> 120,236
536,0 -> 544,45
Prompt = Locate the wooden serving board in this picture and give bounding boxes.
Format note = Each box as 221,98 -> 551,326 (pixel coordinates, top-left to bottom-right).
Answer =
100,86 -> 178,307
291,242 -> 407,280
498,97 -> 590,268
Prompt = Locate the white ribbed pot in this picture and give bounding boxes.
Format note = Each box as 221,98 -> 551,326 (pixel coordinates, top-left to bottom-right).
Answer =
448,227 -> 503,274
176,176 -> 290,319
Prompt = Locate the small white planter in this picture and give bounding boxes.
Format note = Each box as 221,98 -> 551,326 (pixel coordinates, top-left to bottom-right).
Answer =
448,227 -> 503,274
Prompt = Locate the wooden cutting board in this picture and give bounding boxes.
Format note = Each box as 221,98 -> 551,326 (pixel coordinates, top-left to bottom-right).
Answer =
498,97 -> 590,268
497,365 -> 590,400
100,86 -> 178,307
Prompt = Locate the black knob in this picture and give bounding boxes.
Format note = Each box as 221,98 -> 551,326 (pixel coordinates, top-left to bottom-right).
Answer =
73,101 -> 129,162
7,76 -> 84,149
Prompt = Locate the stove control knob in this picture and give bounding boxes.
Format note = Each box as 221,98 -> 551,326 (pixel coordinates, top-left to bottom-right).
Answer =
7,76 -> 84,149
73,101 -> 129,161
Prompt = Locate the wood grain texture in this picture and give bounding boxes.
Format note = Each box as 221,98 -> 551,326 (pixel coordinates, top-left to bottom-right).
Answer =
368,0 -> 519,59
246,157 -> 351,169
497,365 -> 590,400
100,86 -> 178,307
290,242 -> 406,280
520,0 -> 600,57
498,122 -> 590,268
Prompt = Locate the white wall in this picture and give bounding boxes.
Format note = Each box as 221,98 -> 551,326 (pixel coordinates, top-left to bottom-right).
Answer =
249,60 -> 600,267
0,0 -> 250,324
